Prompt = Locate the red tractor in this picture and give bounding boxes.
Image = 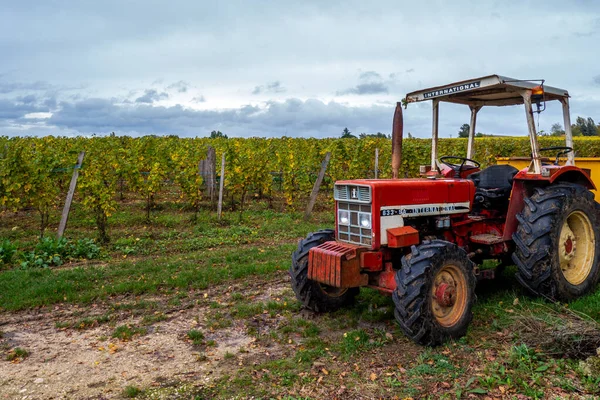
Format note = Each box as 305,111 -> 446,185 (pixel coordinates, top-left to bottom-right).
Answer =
290,75 -> 600,345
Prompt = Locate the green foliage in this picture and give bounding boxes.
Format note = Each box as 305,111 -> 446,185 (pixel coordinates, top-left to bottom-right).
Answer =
340,127 -> 356,139
78,138 -> 119,243
359,132 -> 389,139
550,122 -> 565,136
576,116 -> 599,137
3,135 -> 600,221
458,123 -> 470,138
0,240 -> 17,267
69,238 -> 101,259
20,250 -> 63,269
35,236 -> 69,257
210,130 -> 228,139
11,237 -> 101,269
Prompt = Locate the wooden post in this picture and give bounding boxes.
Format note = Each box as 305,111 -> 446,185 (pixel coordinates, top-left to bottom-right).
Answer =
198,146 -> 217,205
217,153 -> 225,220
304,152 -> 331,221
57,151 -> 85,239
374,148 -> 379,179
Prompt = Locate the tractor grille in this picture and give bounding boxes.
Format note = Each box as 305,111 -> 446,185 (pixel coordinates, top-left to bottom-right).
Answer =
337,202 -> 372,246
334,184 -> 371,203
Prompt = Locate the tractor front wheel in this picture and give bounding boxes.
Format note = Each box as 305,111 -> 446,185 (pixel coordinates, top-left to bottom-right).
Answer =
392,240 -> 476,346
513,184 -> 600,300
290,230 -> 358,312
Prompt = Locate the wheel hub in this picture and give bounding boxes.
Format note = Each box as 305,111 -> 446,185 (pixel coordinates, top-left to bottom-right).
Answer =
560,224 -> 576,262
435,283 -> 456,307
431,264 -> 467,328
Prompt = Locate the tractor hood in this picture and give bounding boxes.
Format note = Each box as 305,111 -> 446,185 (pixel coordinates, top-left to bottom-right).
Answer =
334,178 -> 475,249
335,178 -> 475,208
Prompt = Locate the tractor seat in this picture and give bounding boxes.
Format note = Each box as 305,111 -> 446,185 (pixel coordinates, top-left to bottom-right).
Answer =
469,165 -> 518,207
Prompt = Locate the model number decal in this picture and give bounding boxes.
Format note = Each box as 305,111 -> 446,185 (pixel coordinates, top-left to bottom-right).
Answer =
380,203 -> 469,217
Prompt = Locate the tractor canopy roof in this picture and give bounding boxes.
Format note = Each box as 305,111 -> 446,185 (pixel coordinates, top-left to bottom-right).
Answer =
405,75 -> 569,107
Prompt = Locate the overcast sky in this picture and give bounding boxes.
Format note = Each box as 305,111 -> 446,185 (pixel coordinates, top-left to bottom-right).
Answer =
1,0 -> 599,138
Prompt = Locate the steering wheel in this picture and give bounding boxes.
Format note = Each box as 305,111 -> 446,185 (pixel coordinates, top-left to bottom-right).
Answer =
539,146 -> 573,165
439,156 -> 481,178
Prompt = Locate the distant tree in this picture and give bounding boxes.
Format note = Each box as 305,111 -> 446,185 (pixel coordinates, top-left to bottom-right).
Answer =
407,132 -> 414,139
359,132 -> 390,139
341,127 -> 356,139
550,123 -> 565,136
458,124 -> 470,138
586,117 -> 598,136
575,117 -> 598,136
210,130 -> 228,139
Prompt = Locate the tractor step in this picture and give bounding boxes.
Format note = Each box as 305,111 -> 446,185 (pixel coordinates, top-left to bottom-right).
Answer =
470,233 -> 504,245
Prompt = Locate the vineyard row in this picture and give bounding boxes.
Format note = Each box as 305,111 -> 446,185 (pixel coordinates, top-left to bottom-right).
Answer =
1,135 -> 599,241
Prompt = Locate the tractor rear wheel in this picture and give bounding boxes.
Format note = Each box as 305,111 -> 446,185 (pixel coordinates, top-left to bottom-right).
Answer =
290,230 -> 358,312
513,183 -> 600,300
392,240 -> 476,346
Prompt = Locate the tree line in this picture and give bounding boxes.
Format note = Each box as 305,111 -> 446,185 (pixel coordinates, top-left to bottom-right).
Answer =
457,116 -> 600,138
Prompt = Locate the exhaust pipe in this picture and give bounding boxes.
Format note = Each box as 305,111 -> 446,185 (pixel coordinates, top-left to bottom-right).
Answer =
391,102 -> 403,179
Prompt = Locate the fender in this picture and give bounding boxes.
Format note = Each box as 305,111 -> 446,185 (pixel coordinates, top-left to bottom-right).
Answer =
514,165 -> 595,190
503,166 -> 596,241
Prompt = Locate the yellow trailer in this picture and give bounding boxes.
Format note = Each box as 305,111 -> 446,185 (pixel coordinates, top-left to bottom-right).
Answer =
497,156 -> 600,201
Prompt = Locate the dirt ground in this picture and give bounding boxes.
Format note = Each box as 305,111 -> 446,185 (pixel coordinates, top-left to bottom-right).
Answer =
2,272 -> 597,400
0,279 -> 294,400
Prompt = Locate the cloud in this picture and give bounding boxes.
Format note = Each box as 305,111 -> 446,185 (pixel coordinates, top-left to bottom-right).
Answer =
594,75 -> 600,85
31,96 -> 393,137
252,81 -> 286,95
166,81 -> 189,93
0,81 -> 53,94
0,99 -> 48,119
17,94 -> 37,104
135,89 -> 169,104
359,71 -> 382,81
337,82 -> 389,96
337,70 -> 391,95
192,96 -> 206,103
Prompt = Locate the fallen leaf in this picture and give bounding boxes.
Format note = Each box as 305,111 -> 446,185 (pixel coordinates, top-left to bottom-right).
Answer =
321,368 -> 329,375
369,372 -> 377,381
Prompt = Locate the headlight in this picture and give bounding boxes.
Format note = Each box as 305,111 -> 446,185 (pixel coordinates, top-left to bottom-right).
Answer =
338,210 -> 350,225
359,212 -> 371,229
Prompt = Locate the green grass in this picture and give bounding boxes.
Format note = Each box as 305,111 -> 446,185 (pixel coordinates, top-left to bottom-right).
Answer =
6,347 -> 29,361
112,325 -> 148,341
123,385 -> 142,398
187,329 -> 205,346
4,194 -> 600,398
0,244 -> 295,311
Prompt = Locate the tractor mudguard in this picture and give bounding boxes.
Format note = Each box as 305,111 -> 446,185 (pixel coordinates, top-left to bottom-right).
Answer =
503,166 -> 596,241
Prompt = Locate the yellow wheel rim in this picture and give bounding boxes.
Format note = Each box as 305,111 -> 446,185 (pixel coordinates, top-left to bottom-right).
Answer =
559,210 -> 595,286
431,264 -> 468,327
